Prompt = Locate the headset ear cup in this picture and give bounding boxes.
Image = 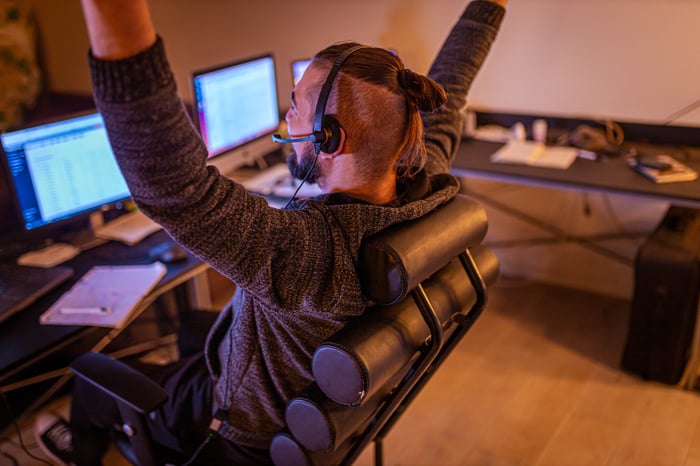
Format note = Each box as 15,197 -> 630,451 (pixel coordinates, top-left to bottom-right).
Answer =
319,115 -> 342,153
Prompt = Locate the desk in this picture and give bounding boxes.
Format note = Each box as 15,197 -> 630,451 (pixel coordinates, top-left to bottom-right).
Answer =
452,137 -> 700,390
451,138 -> 700,266
452,138 -> 700,208
0,230 -> 207,435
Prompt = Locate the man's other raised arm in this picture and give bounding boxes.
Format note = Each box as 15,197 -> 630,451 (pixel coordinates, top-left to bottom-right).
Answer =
423,0 -> 506,175
80,0 -> 156,59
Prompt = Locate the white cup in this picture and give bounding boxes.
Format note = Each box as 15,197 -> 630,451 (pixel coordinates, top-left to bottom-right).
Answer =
532,119 -> 548,144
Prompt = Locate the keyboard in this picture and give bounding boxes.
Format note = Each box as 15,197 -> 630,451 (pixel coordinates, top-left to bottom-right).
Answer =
240,163 -> 323,207
240,163 -> 292,194
0,263 -> 74,324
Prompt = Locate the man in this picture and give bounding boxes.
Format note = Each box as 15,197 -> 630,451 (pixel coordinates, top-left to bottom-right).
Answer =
36,0 -> 506,464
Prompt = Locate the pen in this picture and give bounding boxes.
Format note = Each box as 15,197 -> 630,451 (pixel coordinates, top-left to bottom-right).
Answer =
59,306 -> 112,315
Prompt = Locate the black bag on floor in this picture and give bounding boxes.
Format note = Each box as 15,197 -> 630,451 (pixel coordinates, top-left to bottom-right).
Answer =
621,206 -> 700,385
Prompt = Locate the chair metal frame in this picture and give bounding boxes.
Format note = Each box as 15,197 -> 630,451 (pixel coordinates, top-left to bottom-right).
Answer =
340,248 -> 487,466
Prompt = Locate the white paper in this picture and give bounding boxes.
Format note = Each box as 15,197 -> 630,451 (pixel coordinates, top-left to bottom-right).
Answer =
533,146 -> 579,169
40,262 -> 167,328
490,140 -> 578,170
490,140 -> 545,164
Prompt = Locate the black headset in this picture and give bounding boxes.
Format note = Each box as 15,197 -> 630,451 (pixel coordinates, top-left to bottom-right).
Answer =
273,45 -> 368,155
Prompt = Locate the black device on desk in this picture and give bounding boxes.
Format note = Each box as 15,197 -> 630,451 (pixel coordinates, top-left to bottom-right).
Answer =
636,153 -> 673,171
149,241 -> 188,264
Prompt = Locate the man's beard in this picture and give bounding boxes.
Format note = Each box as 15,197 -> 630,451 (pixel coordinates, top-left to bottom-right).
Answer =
286,146 -> 321,184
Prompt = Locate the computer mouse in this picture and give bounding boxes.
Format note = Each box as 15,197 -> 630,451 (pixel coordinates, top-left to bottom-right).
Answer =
148,242 -> 188,264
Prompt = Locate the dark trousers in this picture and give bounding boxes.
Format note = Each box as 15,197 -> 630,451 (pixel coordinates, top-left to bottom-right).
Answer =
70,352 -> 272,466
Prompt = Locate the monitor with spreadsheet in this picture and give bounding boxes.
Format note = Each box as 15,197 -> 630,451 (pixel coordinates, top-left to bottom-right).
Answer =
0,112 -> 131,234
191,54 -> 280,175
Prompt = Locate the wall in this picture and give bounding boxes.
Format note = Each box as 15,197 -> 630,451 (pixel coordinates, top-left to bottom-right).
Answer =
32,0 -> 700,126
28,0 -> 699,298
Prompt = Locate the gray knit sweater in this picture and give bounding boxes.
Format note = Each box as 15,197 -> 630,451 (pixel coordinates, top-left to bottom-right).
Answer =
88,1 -> 504,449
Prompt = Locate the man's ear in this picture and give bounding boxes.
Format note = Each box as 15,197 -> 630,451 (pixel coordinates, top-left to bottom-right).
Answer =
320,126 -> 346,159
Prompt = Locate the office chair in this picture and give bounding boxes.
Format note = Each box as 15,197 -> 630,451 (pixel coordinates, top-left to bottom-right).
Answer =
69,193 -> 499,466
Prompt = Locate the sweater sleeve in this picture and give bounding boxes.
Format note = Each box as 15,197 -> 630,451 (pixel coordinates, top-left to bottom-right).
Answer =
87,39 -> 336,307
423,0 -> 505,175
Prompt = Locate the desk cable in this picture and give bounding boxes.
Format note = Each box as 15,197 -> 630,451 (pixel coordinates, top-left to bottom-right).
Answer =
0,389 -> 52,465
181,319 -> 236,465
181,409 -> 227,466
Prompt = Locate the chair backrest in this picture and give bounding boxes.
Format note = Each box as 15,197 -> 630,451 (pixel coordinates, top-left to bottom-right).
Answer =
69,193 -> 498,466
269,193 -> 499,466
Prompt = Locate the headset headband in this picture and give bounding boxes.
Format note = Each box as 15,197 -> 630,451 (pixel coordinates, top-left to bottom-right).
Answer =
312,45 -> 369,153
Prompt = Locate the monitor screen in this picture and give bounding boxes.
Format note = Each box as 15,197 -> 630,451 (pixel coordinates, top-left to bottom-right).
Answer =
0,112 -> 131,232
292,58 -> 312,86
191,54 -> 280,175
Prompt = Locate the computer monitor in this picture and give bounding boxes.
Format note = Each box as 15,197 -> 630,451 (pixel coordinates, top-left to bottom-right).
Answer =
291,58 -> 312,86
191,54 -> 281,176
0,112 -> 131,238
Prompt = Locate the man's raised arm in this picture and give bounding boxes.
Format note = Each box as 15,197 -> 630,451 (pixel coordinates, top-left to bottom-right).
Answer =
423,0 -> 507,175
80,0 -> 156,59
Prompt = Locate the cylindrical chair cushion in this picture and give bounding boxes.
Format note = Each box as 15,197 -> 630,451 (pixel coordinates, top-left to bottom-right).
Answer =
359,194 -> 488,305
285,374 -> 403,453
313,245 -> 499,406
269,429 -> 363,466
269,432 -> 311,466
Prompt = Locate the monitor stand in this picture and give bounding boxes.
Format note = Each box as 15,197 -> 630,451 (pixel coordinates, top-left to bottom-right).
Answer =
58,212 -> 108,251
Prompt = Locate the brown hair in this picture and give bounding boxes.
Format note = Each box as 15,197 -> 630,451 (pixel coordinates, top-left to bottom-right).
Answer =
311,42 -> 446,181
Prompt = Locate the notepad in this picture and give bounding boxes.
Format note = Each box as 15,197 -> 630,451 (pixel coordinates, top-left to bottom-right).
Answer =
630,155 -> 698,184
490,140 -> 578,170
40,262 -> 167,328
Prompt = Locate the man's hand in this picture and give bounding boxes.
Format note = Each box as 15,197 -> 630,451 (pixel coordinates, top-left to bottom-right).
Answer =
80,0 -> 157,59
